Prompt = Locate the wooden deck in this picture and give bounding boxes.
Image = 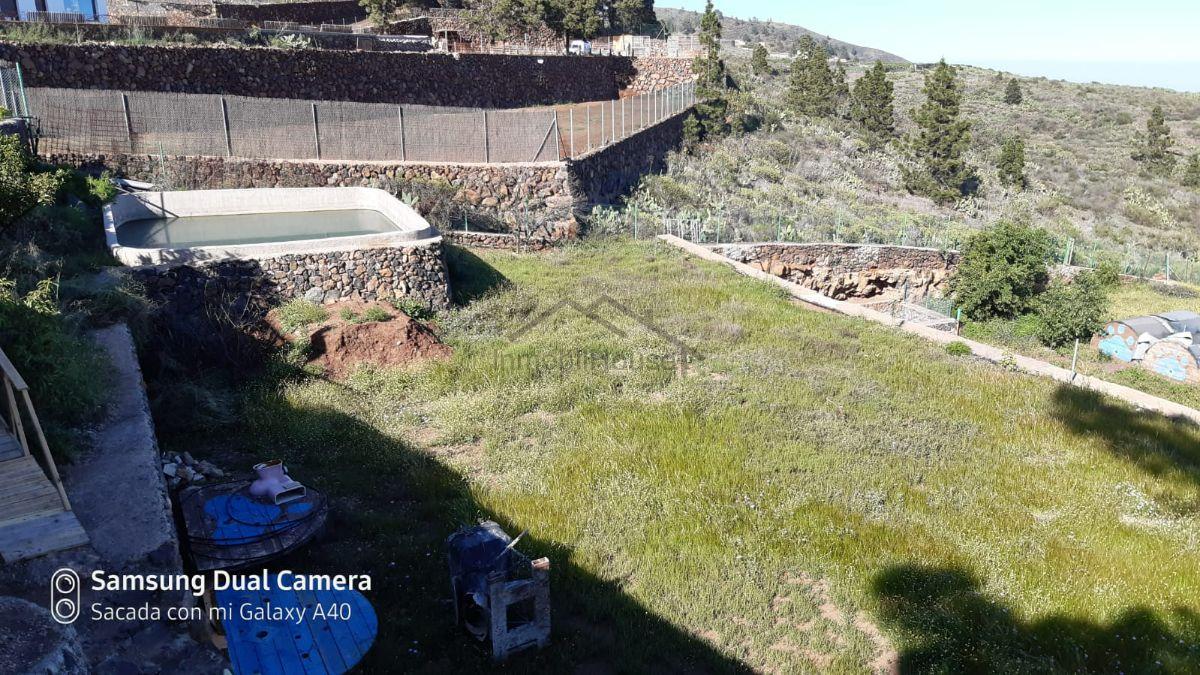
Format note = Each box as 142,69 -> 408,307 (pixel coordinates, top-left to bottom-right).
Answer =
0,349 -> 89,563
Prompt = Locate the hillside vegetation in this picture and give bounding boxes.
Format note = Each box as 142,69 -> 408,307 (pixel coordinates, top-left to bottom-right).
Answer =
611,58 -> 1200,277
656,6 -> 908,62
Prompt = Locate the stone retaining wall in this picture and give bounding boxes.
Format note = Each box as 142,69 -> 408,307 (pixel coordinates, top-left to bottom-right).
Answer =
0,40 -> 633,107
132,239 -> 451,315
566,109 -> 691,207
624,57 -> 695,95
47,152 -> 578,241
213,0 -> 364,23
711,243 -> 960,300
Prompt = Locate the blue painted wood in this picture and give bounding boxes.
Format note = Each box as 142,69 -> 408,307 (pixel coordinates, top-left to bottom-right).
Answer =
217,584 -> 376,675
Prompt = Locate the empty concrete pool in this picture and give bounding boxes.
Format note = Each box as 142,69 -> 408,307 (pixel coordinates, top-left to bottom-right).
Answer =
104,187 -> 438,266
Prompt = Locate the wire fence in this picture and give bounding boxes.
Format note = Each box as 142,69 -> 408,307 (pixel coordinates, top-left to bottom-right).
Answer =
27,81 -> 696,163
592,207 -> 1200,288
0,64 -> 29,117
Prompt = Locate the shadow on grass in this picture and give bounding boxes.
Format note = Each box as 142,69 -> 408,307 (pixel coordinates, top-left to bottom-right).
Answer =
444,244 -> 509,306
240,391 -> 751,673
1050,385 -> 1200,487
872,564 -> 1200,672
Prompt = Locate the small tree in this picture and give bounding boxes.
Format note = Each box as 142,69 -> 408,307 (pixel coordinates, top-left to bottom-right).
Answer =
751,43 -> 770,76
1036,271 -> 1109,348
1132,106 -> 1176,176
903,59 -> 980,204
850,60 -> 895,145
951,221 -> 1052,321
1183,153 -> 1200,188
786,35 -> 838,118
1004,77 -> 1023,104
997,137 -> 1028,189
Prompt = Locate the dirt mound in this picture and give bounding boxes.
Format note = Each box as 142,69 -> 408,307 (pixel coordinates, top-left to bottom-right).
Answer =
268,300 -> 451,378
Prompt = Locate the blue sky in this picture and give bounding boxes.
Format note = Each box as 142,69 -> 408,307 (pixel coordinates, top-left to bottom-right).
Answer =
664,1 -> 1200,91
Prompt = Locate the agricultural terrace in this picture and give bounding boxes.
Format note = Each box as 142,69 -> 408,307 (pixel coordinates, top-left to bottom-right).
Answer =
178,240 -> 1200,672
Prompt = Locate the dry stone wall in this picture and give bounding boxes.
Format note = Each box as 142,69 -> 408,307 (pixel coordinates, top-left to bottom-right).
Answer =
0,41 -> 633,107
212,0 -> 364,23
132,240 -> 450,316
712,243 -> 960,300
48,152 -> 579,242
566,109 -> 690,207
624,57 -> 695,94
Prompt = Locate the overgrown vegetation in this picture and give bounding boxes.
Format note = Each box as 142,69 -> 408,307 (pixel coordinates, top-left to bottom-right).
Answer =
951,221 -> 1051,321
165,240 -> 1200,671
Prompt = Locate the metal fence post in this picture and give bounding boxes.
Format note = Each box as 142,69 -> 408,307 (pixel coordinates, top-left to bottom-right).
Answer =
569,108 -> 574,157
482,110 -> 490,163
398,106 -> 406,161
15,62 -> 28,117
586,104 -> 592,151
552,110 -> 561,161
120,93 -> 133,152
220,97 -> 232,157
621,96 -> 625,139
312,102 -> 321,158
611,98 -> 615,142
599,102 -> 605,145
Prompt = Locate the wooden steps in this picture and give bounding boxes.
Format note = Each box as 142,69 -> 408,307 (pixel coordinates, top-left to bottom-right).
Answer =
0,510 -> 89,563
0,438 -> 89,563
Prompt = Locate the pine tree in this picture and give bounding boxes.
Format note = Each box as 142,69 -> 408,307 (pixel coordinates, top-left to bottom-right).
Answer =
850,60 -> 894,145
1133,106 -> 1176,176
1004,77 -> 1023,104
691,0 -> 729,137
786,35 -> 837,117
833,61 -> 850,115
997,137 -> 1028,189
903,59 -> 980,204
1184,153 -> 1200,188
751,43 -> 770,76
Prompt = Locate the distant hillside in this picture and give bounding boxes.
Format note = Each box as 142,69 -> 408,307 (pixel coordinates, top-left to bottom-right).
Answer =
654,6 -> 908,63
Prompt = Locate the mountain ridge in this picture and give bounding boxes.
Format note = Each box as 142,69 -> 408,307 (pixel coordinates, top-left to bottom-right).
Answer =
654,6 -> 909,63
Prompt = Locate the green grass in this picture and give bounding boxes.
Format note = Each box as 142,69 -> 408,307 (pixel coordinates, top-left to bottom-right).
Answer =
963,279 -> 1200,409
179,240 -> 1200,672
275,299 -> 329,334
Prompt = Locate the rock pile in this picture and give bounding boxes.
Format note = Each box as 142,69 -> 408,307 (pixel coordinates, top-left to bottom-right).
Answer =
162,451 -> 226,490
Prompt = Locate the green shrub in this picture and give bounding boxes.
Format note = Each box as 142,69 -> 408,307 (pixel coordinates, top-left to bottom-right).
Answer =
945,341 -> 972,356
391,297 -> 435,321
950,221 -> 1052,321
0,279 -> 107,458
1035,271 -> 1109,348
1093,259 -> 1121,288
276,300 -> 329,333
360,306 -> 393,323
339,307 -> 358,322
1,135 -> 68,228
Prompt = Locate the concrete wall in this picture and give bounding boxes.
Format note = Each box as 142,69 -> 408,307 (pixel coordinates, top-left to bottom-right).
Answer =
0,40 -> 635,107
711,243 -> 960,300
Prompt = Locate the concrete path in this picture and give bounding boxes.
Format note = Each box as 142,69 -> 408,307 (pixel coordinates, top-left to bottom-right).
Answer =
67,324 -> 179,569
661,235 -> 1200,425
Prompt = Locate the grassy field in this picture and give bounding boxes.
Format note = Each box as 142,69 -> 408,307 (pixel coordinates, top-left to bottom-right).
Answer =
963,279 -> 1200,410
173,240 -> 1200,672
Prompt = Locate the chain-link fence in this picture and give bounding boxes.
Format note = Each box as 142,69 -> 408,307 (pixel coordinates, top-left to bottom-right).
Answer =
0,64 -> 29,118
28,81 -> 696,163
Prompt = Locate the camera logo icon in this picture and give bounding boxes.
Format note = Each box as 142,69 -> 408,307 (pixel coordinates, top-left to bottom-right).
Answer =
51,568 -> 80,624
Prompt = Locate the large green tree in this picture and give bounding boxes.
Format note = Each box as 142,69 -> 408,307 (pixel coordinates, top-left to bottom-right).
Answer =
951,221 -> 1052,321
690,0 -> 729,137
786,35 -> 838,117
903,59 -> 980,204
850,60 -> 894,144
1132,106 -> 1176,176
